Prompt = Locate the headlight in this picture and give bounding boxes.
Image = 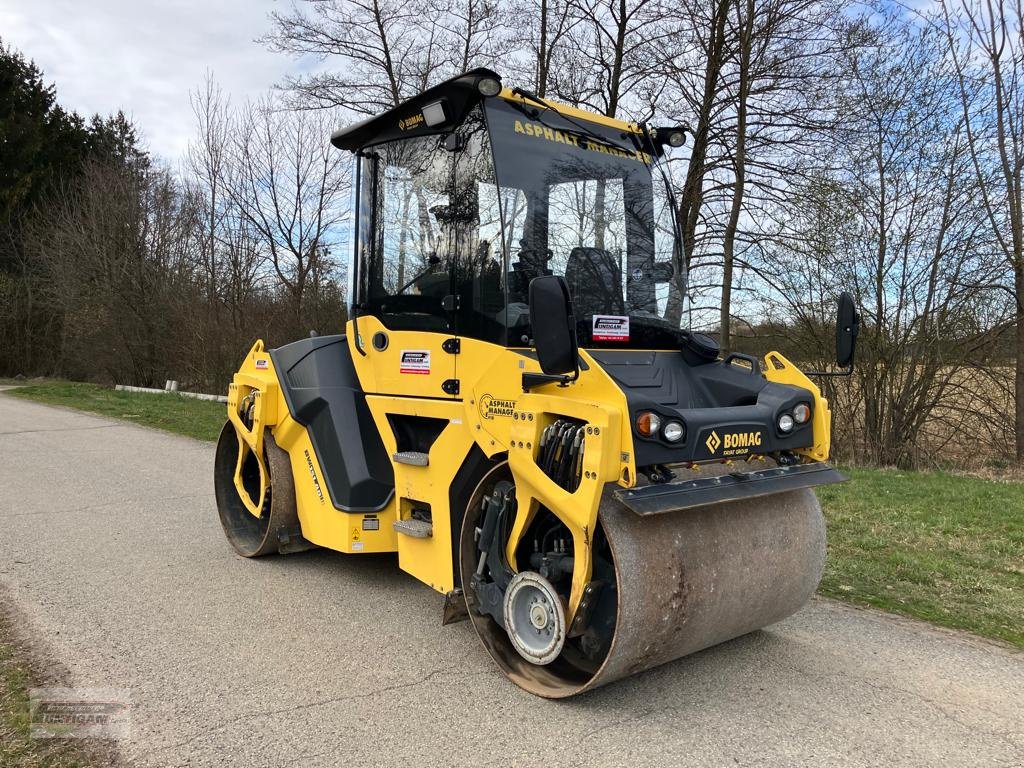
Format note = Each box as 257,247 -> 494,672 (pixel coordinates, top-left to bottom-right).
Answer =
636,411 -> 661,437
421,100 -> 447,126
477,77 -> 502,97
793,403 -> 811,424
778,413 -> 795,433
662,421 -> 685,442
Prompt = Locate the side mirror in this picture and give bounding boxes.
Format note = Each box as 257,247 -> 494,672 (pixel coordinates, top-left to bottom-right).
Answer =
528,275 -> 579,377
836,292 -> 860,369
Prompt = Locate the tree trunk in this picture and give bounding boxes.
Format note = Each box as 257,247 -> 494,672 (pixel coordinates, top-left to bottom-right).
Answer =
720,0 -> 752,351
1016,265 -> 1024,460
537,0 -> 548,97
666,0 -> 729,326
594,179 -> 606,250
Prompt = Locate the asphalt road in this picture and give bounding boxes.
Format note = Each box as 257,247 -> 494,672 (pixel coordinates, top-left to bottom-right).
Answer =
1,393 -> 1022,768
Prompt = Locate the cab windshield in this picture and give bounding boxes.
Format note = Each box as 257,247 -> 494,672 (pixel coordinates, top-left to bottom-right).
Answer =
353,98 -> 681,348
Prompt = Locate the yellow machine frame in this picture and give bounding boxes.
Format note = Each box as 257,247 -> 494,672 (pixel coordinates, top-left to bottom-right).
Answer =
226,318 -> 831,624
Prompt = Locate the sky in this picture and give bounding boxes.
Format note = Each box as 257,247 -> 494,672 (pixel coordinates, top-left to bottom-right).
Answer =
0,0 -> 309,161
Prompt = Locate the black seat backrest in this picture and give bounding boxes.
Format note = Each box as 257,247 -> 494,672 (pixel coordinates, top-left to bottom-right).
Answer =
508,243 -> 553,303
565,247 -> 624,316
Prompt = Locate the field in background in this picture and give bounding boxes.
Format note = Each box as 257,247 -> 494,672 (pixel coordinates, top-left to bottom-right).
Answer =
822,365 -> 1019,474
6,382 -> 1024,649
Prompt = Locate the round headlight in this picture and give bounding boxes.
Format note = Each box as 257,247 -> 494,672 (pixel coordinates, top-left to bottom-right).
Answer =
477,77 -> 502,97
793,403 -> 811,424
667,130 -> 686,148
636,411 -> 661,437
663,421 -> 685,442
778,413 -> 795,433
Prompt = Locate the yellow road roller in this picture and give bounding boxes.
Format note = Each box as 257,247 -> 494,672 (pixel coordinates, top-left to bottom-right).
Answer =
214,68 -> 860,697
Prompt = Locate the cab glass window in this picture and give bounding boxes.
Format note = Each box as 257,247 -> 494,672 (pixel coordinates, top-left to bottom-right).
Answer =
356,106 -> 505,342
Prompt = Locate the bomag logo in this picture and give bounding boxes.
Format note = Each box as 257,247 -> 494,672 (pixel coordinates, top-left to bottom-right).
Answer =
479,393 -> 516,420
399,113 -> 424,131
705,431 -> 721,454
725,431 -> 762,449
705,430 -> 763,455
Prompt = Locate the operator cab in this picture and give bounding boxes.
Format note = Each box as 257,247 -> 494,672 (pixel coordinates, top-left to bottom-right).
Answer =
333,68 -> 691,351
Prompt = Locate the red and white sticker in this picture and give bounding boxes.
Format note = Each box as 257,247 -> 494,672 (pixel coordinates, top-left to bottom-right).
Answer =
255,358 -> 269,370
400,350 -> 431,374
593,315 -> 629,341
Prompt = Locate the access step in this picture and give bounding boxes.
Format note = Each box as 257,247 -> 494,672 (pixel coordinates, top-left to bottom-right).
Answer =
393,451 -> 429,466
393,519 -> 433,538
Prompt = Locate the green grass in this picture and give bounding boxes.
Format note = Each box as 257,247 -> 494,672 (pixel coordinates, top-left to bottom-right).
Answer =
6,381 -> 1023,648
8,381 -> 225,441
818,468 -> 1024,647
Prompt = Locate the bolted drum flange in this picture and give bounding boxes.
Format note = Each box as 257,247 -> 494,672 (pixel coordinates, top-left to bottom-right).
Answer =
503,571 -> 566,665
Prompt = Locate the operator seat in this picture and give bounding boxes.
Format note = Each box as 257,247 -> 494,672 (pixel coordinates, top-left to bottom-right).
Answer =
565,246 -> 625,317
508,239 -> 553,302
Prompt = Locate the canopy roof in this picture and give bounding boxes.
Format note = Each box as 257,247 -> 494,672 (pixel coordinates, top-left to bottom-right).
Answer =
330,68 -> 501,152
328,68 -> 664,154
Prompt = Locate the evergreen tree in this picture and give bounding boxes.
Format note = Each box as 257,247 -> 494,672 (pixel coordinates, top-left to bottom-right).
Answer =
0,39 -> 91,256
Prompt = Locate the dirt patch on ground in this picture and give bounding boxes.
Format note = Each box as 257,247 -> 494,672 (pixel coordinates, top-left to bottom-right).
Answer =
0,586 -> 124,768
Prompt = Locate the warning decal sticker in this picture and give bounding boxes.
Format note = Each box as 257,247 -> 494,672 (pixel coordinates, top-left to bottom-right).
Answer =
592,315 -> 630,342
400,350 -> 431,374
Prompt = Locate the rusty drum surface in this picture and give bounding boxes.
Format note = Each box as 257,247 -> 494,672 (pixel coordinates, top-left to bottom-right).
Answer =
465,485 -> 826,698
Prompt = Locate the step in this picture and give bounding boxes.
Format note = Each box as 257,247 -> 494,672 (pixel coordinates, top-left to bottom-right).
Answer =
393,519 -> 433,538
393,451 -> 429,467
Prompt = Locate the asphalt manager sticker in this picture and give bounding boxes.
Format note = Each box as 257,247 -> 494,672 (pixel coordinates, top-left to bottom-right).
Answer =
400,350 -> 431,374
593,315 -> 629,341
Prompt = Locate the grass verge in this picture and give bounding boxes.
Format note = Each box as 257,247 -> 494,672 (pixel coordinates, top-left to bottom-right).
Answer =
817,469 -> 1023,647
8,381 -> 225,441
6,381 -> 1023,650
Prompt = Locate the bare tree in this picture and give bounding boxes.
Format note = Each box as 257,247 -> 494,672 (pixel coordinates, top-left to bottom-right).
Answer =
718,0 -> 754,349
186,74 -> 236,382
25,158 -> 203,386
757,20 -> 1009,468
553,0 -> 676,118
661,0 -> 732,327
516,0 -> 580,96
939,0 -> 1024,460
188,74 -> 233,304
264,0 -> 504,112
229,98 -> 350,338
657,0 -> 846,340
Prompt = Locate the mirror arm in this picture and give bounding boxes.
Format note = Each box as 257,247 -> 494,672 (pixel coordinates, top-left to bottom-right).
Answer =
804,363 -> 854,378
521,369 -> 579,392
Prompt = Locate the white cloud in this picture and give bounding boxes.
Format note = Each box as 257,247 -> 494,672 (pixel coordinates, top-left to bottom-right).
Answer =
0,0 -> 310,161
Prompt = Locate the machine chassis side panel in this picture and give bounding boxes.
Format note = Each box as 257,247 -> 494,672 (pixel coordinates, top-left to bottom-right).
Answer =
269,334 -> 395,513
